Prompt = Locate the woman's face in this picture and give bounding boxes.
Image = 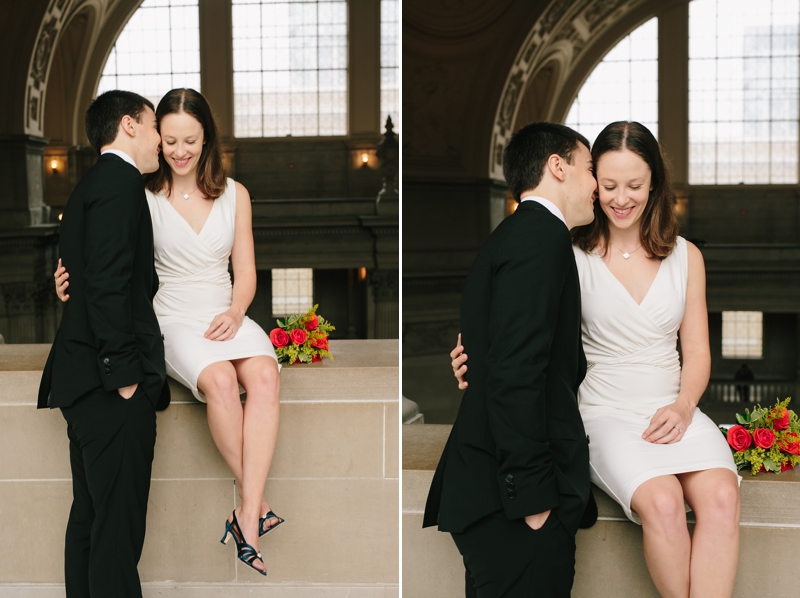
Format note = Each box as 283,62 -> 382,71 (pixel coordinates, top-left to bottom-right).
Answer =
159,111 -> 205,177
594,148 -> 652,232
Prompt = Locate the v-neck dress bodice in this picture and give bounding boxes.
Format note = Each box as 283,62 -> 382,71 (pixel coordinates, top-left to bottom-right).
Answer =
147,178 -> 278,401
573,237 -> 738,523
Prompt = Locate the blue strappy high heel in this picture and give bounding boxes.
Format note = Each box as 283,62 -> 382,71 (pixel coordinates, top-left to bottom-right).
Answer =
259,510 -> 285,536
221,510 -> 266,576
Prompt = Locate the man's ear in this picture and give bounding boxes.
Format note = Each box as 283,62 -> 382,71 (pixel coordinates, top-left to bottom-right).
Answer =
546,153 -> 566,182
119,114 -> 137,138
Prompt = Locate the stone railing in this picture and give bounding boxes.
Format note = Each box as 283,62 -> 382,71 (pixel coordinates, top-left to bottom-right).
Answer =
0,340 -> 398,597
404,424 -> 800,598
701,380 -> 796,404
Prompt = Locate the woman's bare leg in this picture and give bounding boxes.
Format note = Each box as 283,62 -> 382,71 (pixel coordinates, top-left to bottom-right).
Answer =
630,475 -> 691,598
678,469 -> 740,598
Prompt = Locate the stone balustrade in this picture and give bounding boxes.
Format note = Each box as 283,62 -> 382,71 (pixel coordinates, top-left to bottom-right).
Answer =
404,424 -> 800,598
0,340 -> 399,597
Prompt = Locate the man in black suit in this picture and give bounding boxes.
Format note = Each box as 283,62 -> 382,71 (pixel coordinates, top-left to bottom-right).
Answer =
423,122 -> 599,597
38,90 -> 168,597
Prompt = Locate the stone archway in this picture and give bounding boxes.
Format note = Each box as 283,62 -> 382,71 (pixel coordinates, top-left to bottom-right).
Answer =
487,0 -> 660,179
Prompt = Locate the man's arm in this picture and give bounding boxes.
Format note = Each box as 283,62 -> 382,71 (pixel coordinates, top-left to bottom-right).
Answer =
485,223 -> 570,521
83,172 -> 144,393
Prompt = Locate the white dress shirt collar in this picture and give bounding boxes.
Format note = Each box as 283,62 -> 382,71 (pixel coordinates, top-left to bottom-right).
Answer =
520,196 -> 567,228
101,149 -> 138,171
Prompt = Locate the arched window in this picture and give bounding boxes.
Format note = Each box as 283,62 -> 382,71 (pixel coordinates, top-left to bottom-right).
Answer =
232,0 -> 348,138
565,18 -> 658,145
97,0 -> 201,107
689,0 -> 799,184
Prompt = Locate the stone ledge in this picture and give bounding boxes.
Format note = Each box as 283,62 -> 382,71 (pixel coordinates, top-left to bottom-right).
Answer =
0,584 -> 399,598
403,424 -> 800,526
0,340 -> 398,404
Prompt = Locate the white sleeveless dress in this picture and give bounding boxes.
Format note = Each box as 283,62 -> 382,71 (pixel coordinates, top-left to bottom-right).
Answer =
574,237 -> 738,523
147,178 -> 278,402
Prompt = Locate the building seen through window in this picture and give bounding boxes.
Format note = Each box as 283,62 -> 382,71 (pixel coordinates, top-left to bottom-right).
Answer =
232,0 -> 348,138
689,0 -> 799,184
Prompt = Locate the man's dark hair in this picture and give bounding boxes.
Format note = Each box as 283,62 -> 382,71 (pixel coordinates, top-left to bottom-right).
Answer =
85,90 -> 154,154
502,122 -> 590,202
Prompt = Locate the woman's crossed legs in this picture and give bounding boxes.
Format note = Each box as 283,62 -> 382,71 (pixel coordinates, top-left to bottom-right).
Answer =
198,356 -> 281,573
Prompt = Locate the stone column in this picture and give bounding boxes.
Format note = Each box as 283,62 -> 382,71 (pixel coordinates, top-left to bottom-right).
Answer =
348,0 -> 381,136
0,134 -> 50,228
367,268 -> 398,339
199,0 -> 234,138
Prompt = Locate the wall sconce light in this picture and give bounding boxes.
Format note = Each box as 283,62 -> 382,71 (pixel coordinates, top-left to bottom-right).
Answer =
50,159 -> 58,173
358,267 -> 367,281
58,212 -> 63,221
360,153 -> 369,168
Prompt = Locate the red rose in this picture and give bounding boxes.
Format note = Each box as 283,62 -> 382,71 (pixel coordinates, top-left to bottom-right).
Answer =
310,335 -> 329,350
779,432 -> 800,455
269,328 -> 290,348
290,329 -> 308,345
772,408 -> 790,430
753,428 -> 776,449
727,425 -> 752,452
306,314 -> 319,331
311,354 -> 322,363
781,461 -> 794,472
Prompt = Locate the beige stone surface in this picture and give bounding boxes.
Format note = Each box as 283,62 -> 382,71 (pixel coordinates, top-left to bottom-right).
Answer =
0,406 -> 70,479
140,480 -> 237,582
384,402 -> 399,479
0,586 -> 399,597
268,402 -> 385,479
402,514 -> 463,598
0,482 -> 72,583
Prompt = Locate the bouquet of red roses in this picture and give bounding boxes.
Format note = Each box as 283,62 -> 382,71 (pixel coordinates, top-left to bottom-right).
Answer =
269,304 -> 334,365
720,398 -> 800,475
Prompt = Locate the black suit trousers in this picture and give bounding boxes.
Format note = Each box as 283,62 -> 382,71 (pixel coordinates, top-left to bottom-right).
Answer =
61,386 -> 156,598
451,511 -> 576,598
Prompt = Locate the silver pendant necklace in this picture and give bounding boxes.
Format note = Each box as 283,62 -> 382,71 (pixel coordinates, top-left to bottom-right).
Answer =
178,187 -> 197,200
612,243 -> 642,260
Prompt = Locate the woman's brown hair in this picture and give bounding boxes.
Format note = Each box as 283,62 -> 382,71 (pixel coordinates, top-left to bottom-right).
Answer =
145,88 -> 227,199
571,121 -> 679,259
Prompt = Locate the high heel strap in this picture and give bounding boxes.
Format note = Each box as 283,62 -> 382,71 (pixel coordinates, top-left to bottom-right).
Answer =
228,510 -> 267,576
259,510 -> 286,536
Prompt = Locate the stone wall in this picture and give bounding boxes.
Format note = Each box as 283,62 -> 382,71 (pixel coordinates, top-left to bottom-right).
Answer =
0,340 -> 399,597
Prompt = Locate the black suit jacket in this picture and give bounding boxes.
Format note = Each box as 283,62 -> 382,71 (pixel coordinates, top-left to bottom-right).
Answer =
423,201 -> 596,537
38,153 -> 170,411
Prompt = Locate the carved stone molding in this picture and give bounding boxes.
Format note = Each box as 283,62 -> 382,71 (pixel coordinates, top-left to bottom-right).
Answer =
369,269 -> 399,302
488,0 -> 650,179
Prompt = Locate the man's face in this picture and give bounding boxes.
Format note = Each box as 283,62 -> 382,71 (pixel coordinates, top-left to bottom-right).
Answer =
563,142 -> 597,228
131,105 -> 161,174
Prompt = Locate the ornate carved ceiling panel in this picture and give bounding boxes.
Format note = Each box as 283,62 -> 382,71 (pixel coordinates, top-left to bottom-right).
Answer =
403,0 -> 516,38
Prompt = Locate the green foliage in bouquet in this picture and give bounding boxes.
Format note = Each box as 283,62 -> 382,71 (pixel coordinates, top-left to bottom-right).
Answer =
720,398 -> 800,475
269,304 -> 335,365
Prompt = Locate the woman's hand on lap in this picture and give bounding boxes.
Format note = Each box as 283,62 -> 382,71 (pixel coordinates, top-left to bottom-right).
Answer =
642,400 -> 694,444
205,308 -> 245,341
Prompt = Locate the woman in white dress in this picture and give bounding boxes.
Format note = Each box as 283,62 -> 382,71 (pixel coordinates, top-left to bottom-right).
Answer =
452,122 -> 740,597
56,88 -> 280,576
